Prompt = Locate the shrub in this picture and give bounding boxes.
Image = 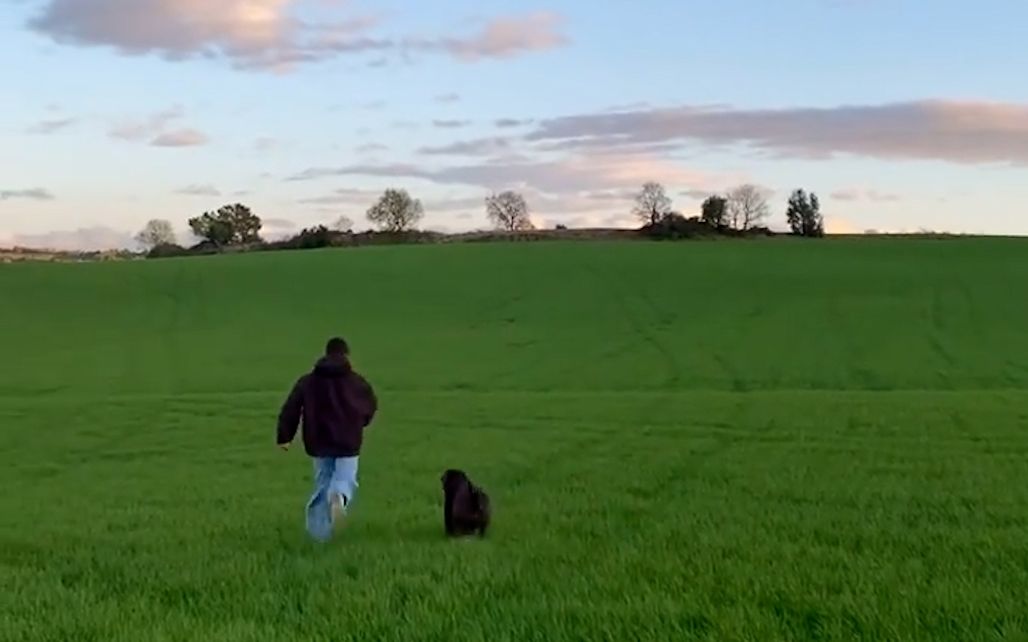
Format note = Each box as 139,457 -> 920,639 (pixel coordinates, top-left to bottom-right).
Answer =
642,213 -> 716,240
146,243 -> 189,259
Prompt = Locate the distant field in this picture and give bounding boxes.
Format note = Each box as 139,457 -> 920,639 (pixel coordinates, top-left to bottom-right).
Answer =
1,239 -> 1027,641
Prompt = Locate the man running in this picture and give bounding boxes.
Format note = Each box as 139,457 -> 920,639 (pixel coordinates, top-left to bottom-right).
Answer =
277,337 -> 378,541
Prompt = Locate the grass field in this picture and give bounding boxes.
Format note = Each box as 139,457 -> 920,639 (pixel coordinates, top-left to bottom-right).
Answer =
2,239 -> 1027,641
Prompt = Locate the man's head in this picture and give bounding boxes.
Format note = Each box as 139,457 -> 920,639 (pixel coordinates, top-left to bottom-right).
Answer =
325,337 -> 350,358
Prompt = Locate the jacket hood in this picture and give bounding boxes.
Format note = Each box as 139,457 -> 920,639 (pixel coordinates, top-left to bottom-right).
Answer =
313,355 -> 352,378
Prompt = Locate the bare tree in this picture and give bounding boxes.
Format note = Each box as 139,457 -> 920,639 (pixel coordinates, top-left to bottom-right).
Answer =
136,219 -> 176,249
366,189 -> 424,232
331,215 -> 354,233
633,182 -> 673,225
726,185 -> 771,231
485,191 -> 532,231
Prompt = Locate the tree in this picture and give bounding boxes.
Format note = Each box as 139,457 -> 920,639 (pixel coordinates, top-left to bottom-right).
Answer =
331,215 -> 354,233
785,189 -> 825,237
136,219 -> 176,249
188,203 -> 262,246
366,189 -> 424,232
700,196 -> 727,229
726,184 -> 770,231
485,191 -> 532,231
633,182 -> 673,226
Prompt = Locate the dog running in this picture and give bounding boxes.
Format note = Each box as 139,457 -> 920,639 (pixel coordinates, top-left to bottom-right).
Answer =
440,468 -> 491,538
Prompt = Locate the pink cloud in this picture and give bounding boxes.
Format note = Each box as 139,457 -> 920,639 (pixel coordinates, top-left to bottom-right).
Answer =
289,151 -> 717,196
110,106 -> 184,141
108,105 -> 208,147
30,1 -> 567,71
151,129 -> 210,147
439,12 -> 568,61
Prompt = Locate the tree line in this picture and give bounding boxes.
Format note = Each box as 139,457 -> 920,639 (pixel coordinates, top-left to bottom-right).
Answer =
633,182 -> 824,238
136,182 -> 825,256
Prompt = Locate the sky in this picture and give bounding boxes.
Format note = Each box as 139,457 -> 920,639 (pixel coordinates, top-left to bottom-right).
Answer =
2,0 -> 1027,250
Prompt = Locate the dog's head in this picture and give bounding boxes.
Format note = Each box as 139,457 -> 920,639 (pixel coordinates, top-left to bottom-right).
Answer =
441,468 -> 469,491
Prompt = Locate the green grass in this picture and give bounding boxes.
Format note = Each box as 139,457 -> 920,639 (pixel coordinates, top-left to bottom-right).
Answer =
1,239 -> 1027,641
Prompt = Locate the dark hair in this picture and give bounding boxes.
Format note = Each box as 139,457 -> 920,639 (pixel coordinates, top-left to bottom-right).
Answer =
325,337 -> 349,356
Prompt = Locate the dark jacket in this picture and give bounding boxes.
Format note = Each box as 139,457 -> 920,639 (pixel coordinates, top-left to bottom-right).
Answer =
277,355 -> 378,457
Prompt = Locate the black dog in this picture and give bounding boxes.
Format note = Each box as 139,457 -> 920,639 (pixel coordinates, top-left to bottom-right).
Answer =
440,469 -> 490,538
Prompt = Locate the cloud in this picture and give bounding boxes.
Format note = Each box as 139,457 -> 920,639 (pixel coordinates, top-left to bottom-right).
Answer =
680,189 -> 714,200
433,119 -> 472,129
586,189 -> 635,202
254,136 -> 279,151
355,142 -> 389,153
25,117 -> 76,134
298,187 -> 380,205
175,184 -> 221,196
151,129 -> 210,147
495,118 -> 533,128
830,188 -> 901,203
0,188 -> 55,201
110,106 -> 184,141
7,226 -> 135,251
423,195 -> 488,212
419,137 -> 512,156
289,152 -> 713,195
436,93 -> 461,103
29,0 -> 383,71
437,12 -> 567,61
526,100 -> 1028,166
30,2 -> 567,71
109,105 -> 207,146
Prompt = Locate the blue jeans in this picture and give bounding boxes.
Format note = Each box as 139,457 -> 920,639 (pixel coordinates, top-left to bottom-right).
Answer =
305,456 -> 359,542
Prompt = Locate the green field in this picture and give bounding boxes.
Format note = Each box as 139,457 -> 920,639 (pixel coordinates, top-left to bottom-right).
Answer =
2,239 -> 1027,641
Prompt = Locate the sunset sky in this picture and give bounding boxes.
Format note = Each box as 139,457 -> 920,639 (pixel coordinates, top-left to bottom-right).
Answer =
2,0 -> 1027,249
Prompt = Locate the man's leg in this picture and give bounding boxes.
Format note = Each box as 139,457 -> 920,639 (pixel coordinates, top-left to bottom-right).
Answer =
305,457 -> 336,542
328,456 -> 360,531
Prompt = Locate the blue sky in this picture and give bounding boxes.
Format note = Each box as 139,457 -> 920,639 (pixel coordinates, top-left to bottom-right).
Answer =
2,0 -> 1027,249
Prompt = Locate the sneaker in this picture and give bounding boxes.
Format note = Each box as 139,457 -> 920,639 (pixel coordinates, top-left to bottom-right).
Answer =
330,492 -> 347,529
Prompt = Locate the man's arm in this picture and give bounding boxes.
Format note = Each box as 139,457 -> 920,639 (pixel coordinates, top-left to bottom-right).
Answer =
355,374 -> 378,427
277,376 -> 305,446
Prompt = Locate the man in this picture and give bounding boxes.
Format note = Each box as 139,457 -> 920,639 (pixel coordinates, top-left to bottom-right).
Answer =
277,337 -> 378,541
